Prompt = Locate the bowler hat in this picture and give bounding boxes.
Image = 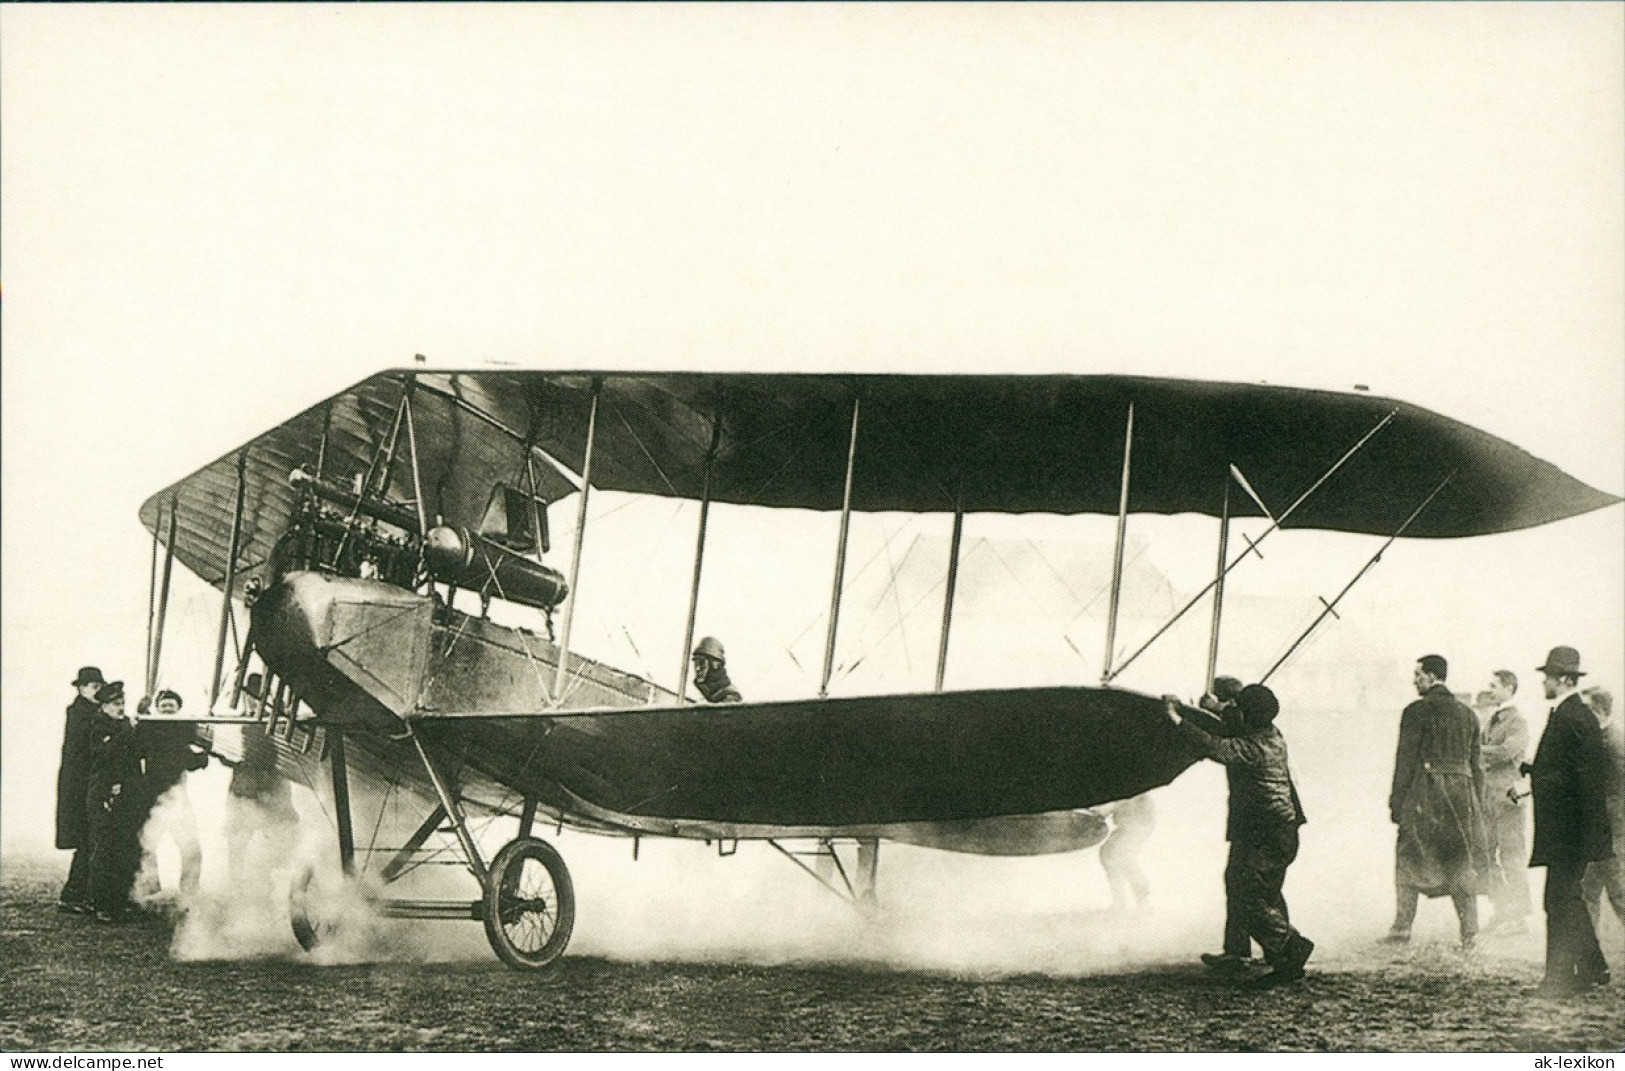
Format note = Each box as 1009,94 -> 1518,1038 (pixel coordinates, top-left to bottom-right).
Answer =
1536,646 -> 1586,677
72,666 -> 106,687
95,681 -> 125,705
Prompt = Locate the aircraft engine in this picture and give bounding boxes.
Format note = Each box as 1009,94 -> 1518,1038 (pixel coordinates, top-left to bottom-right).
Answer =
423,525 -> 569,612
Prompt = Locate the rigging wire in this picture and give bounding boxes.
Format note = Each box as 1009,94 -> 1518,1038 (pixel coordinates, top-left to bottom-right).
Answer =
607,398 -> 681,498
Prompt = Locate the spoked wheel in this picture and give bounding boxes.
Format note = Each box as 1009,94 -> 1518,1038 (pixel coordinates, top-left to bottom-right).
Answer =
289,864 -> 347,952
482,837 -> 575,971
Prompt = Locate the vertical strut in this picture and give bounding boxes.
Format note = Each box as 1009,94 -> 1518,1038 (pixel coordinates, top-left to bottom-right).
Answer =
144,510 -> 160,695
333,387 -> 409,567
329,732 -> 356,875
517,797 -> 538,842
677,419 -> 722,704
934,502 -> 964,693
553,380 -> 601,702
1204,477 -> 1232,693
524,456 -> 549,557
403,378 -> 429,535
1102,405 -> 1135,684
150,497 -> 179,693
1106,408 -> 1398,682
315,403 -> 333,481
820,395 -> 862,699
210,452 -> 249,706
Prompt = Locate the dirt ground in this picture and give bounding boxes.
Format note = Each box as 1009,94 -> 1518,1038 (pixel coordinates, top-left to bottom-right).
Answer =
2,858 -> 1620,1053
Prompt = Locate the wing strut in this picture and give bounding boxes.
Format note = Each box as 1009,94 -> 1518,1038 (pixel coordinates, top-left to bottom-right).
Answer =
143,508 -> 159,689
552,379 -> 601,702
1105,408 -> 1397,683
315,401 -> 332,480
146,496 -> 178,696
819,394 -> 862,699
1203,476 -> 1231,694
403,378 -> 430,535
1260,471 -> 1455,684
334,382 -> 411,567
934,499 -> 965,692
676,417 -> 722,704
330,731 -> 357,875
208,452 -> 248,706
1101,405 -> 1135,684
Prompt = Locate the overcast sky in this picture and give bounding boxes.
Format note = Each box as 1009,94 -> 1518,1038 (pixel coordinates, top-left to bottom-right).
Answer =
3,4 -> 1621,861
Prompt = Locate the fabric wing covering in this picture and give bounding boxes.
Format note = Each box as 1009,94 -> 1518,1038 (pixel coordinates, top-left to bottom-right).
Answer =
139,370 -> 1620,593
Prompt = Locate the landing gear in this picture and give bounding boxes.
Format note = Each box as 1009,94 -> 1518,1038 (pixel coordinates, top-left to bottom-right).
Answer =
768,836 -> 881,914
289,863 -> 346,953
293,726 -> 577,971
483,837 -> 576,970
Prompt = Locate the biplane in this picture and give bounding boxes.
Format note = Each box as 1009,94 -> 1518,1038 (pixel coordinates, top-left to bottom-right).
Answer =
134,369 -> 1619,970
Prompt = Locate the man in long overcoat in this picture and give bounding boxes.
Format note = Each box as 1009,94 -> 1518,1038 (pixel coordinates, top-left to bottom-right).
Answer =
55,667 -> 106,912
1526,647 -> 1612,997
1386,654 -> 1489,949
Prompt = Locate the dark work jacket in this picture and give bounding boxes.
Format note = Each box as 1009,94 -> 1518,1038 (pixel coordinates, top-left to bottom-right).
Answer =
84,716 -> 143,818
697,668 -> 743,704
133,720 -> 208,803
1528,692 -> 1613,867
55,696 -> 100,849
1176,716 -> 1305,841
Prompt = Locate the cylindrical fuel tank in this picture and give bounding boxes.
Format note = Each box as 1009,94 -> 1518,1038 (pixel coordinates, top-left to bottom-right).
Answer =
423,525 -> 569,611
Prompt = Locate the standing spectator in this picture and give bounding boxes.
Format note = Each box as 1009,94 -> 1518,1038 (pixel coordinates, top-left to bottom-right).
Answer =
55,667 -> 105,914
83,681 -> 144,923
1385,654 -> 1488,950
1578,686 -> 1623,933
1526,647 -> 1612,997
1164,684 -> 1314,987
1480,670 -> 1531,934
131,689 -> 209,901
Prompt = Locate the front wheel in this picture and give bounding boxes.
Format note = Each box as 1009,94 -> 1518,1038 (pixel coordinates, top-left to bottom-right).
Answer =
482,837 -> 575,971
290,863 -> 350,952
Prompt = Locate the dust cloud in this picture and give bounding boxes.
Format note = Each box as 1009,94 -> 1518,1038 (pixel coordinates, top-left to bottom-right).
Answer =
109,682 -> 1580,984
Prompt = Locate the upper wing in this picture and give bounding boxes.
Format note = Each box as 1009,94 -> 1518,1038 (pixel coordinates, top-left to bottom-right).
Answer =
139,369 -> 1621,589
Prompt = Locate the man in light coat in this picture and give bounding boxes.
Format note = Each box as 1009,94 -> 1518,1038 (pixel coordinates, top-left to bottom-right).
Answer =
1480,669 -> 1531,933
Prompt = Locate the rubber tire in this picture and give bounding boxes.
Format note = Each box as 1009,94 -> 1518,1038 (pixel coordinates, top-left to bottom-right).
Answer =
482,837 -> 575,971
290,864 -> 334,952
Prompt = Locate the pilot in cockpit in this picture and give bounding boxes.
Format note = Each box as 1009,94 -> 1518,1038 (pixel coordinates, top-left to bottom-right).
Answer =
690,637 -> 743,704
